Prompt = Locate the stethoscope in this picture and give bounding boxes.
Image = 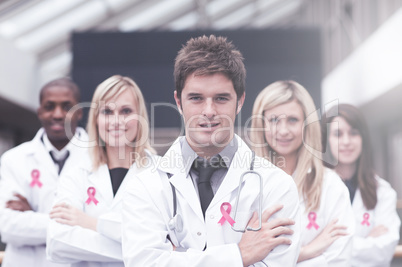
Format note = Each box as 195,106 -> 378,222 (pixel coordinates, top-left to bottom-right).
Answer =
167,151 -> 262,234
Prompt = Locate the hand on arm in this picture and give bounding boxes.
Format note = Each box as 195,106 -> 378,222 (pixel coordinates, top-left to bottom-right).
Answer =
297,218 -> 348,263
238,204 -> 295,266
367,224 -> 388,238
6,193 -> 32,211
50,203 -> 97,231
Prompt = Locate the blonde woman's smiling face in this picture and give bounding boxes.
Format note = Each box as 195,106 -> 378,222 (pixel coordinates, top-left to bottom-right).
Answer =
97,89 -> 139,148
263,99 -> 304,158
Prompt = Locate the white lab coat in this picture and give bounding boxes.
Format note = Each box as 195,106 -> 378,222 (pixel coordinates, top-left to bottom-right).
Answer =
351,176 -> 400,267
122,135 -> 301,267
297,169 -> 355,267
47,152 -> 157,267
0,127 -> 88,267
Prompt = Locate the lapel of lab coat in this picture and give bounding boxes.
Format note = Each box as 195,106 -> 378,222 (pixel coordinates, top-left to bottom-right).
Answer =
89,164 -> 114,206
159,136 -> 255,221
159,137 -> 205,222
61,127 -> 89,176
30,127 -> 89,179
209,136 -> 253,209
30,128 -> 59,178
110,164 -> 139,210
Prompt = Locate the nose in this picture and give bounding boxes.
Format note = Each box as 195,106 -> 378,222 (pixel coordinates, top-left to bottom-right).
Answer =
276,118 -> 289,136
53,106 -> 64,119
341,133 -> 351,145
202,99 -> 216,119
109,112 -> 125,127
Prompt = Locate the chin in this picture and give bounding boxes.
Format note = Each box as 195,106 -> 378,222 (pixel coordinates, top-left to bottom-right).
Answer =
202,132 -> 231,146
339,159 -> 357,165
48,134 -> 69,142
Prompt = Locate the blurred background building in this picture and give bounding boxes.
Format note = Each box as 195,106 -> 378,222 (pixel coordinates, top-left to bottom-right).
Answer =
1,0 -> 402,264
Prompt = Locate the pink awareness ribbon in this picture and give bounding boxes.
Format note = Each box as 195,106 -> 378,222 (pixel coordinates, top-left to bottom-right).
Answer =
30,169 -> 42,188
306,211 -> 319,230
218,202 -> 236,226
361,212 -> 370,226
85,187 -> 99,205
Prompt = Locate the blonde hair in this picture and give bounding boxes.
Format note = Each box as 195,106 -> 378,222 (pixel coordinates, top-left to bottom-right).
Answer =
87,75 -> 155,170
250,80 -> 323,212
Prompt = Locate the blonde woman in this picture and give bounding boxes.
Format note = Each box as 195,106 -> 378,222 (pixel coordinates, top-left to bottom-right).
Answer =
250,80 -> 354,266
47,75 -> 156,267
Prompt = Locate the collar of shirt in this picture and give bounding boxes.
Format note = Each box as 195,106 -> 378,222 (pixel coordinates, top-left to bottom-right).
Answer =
180,136 -> 238,177
42,132 -> 70,161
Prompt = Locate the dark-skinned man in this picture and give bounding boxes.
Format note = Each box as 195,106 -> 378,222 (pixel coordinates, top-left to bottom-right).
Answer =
0,77 -> 88,267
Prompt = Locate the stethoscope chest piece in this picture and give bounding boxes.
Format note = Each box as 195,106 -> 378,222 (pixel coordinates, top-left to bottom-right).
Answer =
168,214 -> 183,233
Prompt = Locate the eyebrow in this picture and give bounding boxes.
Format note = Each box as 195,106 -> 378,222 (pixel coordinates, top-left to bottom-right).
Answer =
104,103 -> 135,108
216,93 -> 232,98
187,92 -> 232,97
44,100 -> 73,104
187,93 -> 202,97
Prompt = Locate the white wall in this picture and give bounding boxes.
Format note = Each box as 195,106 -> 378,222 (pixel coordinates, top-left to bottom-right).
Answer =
0,38 -> 38,111
322,7 -> 402,108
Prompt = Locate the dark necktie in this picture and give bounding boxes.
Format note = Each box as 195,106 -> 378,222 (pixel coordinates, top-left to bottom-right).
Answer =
50,151 -> 70,175
193,157 -> 222,218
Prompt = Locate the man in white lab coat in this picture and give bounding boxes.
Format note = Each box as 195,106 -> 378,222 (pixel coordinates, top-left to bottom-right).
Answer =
122,35 -> 301,266
0,78 -> 88,267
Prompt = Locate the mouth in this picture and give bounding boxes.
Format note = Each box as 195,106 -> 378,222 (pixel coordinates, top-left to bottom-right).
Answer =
50,123 -> 64,131
199,122 -> 220,130
275,138 -> 292,145
108,129 -> 126,136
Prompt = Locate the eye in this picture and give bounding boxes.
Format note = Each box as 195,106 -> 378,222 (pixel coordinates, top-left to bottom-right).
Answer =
216,96 -> 229,102
268,117 -> 278,124
121,108 -> 133,115
350,129 -> 360,136
100,108 -> 113,115
288,117 -> 299,124
189,96 -> 202,101
62,103 -> 73,112
332,130 -> 341,137
43,102 -> 55,111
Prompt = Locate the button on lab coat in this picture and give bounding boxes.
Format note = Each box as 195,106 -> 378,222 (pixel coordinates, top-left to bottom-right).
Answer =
351,177 -> 400,267
47,152 -> 157,267
297,169 -> 355,266
0,127 -> 88,267
122,135 -> 302,267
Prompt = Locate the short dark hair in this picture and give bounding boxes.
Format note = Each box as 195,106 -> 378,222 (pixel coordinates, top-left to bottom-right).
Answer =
40,77 -> 81,103
174,35 -> 246,99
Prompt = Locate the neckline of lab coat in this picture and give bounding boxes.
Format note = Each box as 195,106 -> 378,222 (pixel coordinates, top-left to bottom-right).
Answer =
160,135 -> 254,221
89,163 -> 137,208
28,128 -> 59,177
28,127 -> 88,177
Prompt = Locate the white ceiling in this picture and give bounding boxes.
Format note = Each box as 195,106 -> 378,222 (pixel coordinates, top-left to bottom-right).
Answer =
0,0 -> 303,83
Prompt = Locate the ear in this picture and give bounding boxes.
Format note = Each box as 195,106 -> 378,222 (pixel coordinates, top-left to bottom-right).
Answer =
75,107 -> 83,121
236,92 -> 246,114
37,105 -> 44,118
174,91 -> 183,115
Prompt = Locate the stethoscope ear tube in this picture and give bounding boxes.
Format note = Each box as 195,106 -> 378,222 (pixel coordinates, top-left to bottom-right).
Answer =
168,173 -> 183,234
231,151 -> 263,232
166,172 -> 182,248
170,181 -> 177,220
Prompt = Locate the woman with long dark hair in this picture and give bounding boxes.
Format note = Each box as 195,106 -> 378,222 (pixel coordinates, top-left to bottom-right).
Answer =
322,103 -> 400,266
